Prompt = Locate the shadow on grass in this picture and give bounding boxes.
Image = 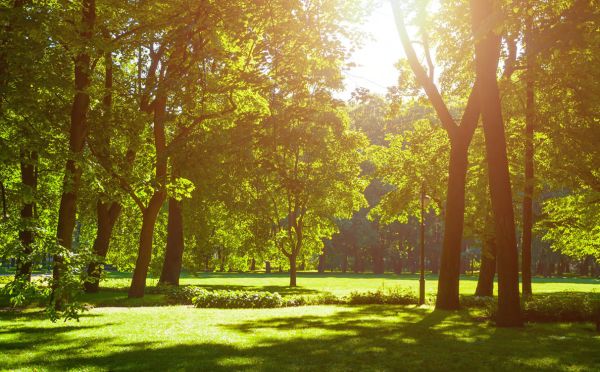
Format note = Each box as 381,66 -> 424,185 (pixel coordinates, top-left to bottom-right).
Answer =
2,305 -> 599,371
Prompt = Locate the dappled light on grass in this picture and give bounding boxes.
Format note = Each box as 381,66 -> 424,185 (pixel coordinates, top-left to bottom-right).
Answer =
2,305 -> 599,371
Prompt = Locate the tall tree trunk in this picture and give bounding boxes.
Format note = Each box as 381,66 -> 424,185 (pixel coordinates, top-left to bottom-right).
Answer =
265,260 -> 271,273
128,95 -> 168,298
372,244 -> 385,274
436,140 -> 469,309
15,150 -> 37,282
341,254 -> 348,273
159,197 -> 184,285
475,214 -> 496,297
250,257 -> 256,271
52,0 -> 96,307
128,193 -> 165,297
521,9 -> 535,297
289,254 -> 297,287
84,200 -> 120,293
470,0 -> 522,327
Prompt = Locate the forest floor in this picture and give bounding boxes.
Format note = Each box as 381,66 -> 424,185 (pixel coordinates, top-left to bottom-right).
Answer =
1,273 -> 600,371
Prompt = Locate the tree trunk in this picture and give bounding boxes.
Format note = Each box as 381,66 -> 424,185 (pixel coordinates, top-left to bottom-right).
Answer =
52,0 -> 96,308
128,92 -> 168,298
372,244 -> 385,274
436,140 -> 469,309
471,0 -> 522,327
84,200 -> 120,293
341,255 -> 348,273
289,254 -> 297,287
16,150 -> 37,282
250,258 -> 256,271
521,10 -> 535,297
265,260 -> 271,273
128,192 -> 165,297
475,216 -> 496,297
159,197 -> 184,285
317,254 -> 325,273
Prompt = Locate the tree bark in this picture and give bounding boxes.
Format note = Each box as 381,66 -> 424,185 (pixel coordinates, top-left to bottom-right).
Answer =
128,192 -> 165,297
250,257 -> 256,271
521,9 -> 535,297
470,0 -> 522,327
436,139 -> 470,309
289,254 -> 297,287
84,200 -> 121,293
265,260 -> 271,273
15,150 -> 37,282
159,197 -> 184,285
317,254 -> 325,273
372,244 -> 385,274
52,0 -> 96,307
341,254 -> 348,273
128,94 -> 168,298
475,214 -> 496,297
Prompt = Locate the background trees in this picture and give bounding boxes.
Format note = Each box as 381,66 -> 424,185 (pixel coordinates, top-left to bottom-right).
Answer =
0,0 -> 598,323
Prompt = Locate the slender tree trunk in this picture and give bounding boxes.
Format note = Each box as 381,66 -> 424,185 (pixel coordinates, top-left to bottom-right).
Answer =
128,94 -> 168,298
436,140 -> 469,309
84,200 -> 120,293
250,258 -> 256,271
289,254 -> 297,287
265,260 -> 271,273
52,0 -> 96,308
521,10 -> 535,297
159,197 -> 184,285
341,254 -> 348,273
15,150 -> 37,282
128,193 -> 165,297
372,244 -> 385,274
475,215 -> 496,297
471,0 -> 522,327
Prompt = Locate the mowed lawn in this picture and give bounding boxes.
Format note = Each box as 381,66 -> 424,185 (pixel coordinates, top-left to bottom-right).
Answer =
1,273 -> 600,371
82,272 -> 600,306
2,305 -> 600,371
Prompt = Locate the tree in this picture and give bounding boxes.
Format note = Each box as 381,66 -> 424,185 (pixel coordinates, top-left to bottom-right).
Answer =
470,0 -> 522,327
391,0 -> 480,310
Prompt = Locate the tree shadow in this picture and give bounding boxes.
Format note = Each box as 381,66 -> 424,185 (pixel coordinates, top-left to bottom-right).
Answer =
4,305 -> 598,371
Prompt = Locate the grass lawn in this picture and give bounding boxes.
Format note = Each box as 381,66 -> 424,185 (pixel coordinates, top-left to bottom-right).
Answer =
1,305 -> 600,371
80,272 -> 600,307
1,273 -> 599,371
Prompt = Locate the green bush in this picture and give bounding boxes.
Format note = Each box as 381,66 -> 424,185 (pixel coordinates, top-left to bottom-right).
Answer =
285,292 -> 343,307
522,292 -> 600,322
152,285 -> 206,305
347,287 -> 418,305
192,289 -> 284,309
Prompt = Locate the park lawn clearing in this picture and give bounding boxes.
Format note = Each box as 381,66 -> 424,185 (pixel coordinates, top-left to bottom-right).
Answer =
1,305 -> 600,371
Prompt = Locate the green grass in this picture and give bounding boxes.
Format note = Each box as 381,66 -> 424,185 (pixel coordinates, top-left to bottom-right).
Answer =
81,272 -> 600,306
1,305 -> 599,371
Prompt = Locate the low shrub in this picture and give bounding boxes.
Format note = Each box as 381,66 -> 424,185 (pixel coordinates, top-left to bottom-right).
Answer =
522,292 -> 600,322
152,285 -> 206,305
285,292 -> 343,307
347,287 -> 418,305
192,289 -> 284,308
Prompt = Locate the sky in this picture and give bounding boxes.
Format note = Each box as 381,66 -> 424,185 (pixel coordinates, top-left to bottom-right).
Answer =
341,1 -> 405,100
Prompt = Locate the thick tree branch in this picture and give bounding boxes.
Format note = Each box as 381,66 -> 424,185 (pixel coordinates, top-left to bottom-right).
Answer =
391,1 -> 458,136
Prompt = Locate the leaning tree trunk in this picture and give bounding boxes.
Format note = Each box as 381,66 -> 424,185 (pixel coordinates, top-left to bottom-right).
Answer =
521,10 -> 535,297
471,0 -> 522,327
16,150 -> 37,282
159,197 -> 185,285
128,192 -> 165,297
52,0 -> 96,308
84,200 -> 121,293
475,214 -> 496,297
128,95 -> 168,298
